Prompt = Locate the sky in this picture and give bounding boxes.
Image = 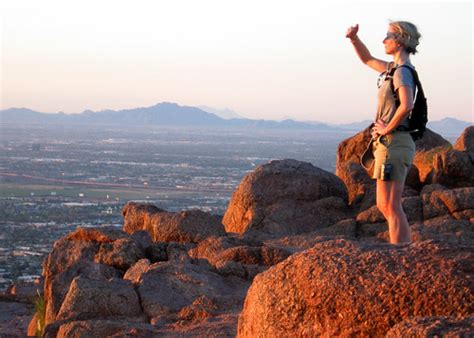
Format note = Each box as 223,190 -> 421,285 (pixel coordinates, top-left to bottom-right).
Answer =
0,0 -> 472,123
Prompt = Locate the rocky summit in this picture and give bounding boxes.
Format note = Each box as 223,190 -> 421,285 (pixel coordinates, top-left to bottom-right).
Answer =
2,127 -> 473,337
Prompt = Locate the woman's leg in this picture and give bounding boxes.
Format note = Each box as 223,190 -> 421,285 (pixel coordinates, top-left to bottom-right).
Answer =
376,179 -> 411,244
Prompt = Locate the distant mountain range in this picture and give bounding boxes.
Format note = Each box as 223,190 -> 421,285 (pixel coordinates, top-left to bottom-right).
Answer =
0,102 -> 471,135
0,103 -> 337,131
198,106 -> 242,119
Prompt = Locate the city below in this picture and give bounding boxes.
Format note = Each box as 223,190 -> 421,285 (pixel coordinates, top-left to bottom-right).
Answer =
0,122 -> 350,290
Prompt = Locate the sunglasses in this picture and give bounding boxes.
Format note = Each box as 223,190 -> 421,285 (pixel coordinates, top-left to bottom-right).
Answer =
383,32 -> 400,41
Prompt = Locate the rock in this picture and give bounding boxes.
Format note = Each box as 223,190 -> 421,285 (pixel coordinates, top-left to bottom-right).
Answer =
0,296 -> 35,337
264,218 -> 357,253
56,276 -> 142,321
420,183 -> 448,195
177,295 -> 218,322
432,149 -> 474,188
65,226 -> 130,243
412,133 -> 452,185
121,202 -> 165,234
376,217 -> 474,245
5,278 -> 43,303
166,242 -> 195,263
411,218 -> 474,245
415,128 -> 452,153
422,187 -> 474,220
55,319 -> 158,338
188,235 -> 291,278
122,202 -> 225,243
223,159 -> 349,239
95,238 -> 145,271
454,126 -> 474,160
41,227 -> 130,325
237,239 -> 473,337
152,313 -> 241,337
124,259 -> 151,283
385,316 -> 474,337
337,161 -> 375,209
336,126 -> 372,168
136,261 -> 249,318
356,222 -> 389,240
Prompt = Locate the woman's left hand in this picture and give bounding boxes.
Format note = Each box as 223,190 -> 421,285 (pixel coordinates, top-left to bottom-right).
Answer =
373,119 -> 388,136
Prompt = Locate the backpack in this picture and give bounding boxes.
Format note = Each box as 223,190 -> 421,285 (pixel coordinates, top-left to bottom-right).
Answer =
389,65 -> 428,141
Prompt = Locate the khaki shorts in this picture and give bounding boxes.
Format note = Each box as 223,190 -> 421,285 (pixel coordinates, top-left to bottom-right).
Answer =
372,132 -> 415,182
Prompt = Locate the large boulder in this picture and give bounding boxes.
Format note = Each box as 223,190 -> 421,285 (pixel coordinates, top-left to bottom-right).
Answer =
222,159 -> 349,239
396,129 -> 451,187
56,276 -> 142,321
422,187 -> 474,220
122,202 -> 225,243
413,126 -> 474,188
95,238 -> 146,271
432,149 -> 474,188
414,128 -> 452,152
411,218 -> 474,245
454,125 -> 474,160
336,126 -> 372,167
132,260 -> 250,320
42,227 -> 128,325
237,239 -> 473,337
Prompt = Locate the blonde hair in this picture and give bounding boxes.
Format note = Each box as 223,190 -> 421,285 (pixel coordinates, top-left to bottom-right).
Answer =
389,21 -> 421,54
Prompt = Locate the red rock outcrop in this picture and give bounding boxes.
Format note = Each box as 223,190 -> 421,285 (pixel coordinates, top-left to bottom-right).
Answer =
35,225 -> 253,337
188,235 -> 291,279
122,202 -> 225,243
422,187 -> 474,220
222,159 -> 350,238
237,239 -> 473,337
416,127 -> 473,188
134,260 -> 249,318
432,148 -> 474,188
454,125 -> 474,160
42,227 -> 126,325
56,276 -> 143,322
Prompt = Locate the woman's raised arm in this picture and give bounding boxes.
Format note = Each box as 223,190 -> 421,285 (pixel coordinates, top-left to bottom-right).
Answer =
346,24 -> 389,73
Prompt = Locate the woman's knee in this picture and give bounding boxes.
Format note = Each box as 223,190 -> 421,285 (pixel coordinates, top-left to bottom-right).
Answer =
386,201 -> 404,217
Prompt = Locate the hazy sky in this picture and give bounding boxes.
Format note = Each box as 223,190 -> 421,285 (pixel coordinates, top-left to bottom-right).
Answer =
1,0 -> 472,123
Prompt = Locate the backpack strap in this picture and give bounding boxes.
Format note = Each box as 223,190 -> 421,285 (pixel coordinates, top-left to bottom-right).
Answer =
389,65 -> 423,105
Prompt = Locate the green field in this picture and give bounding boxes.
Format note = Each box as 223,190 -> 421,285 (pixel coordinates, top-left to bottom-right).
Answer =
0,183 -> 200,200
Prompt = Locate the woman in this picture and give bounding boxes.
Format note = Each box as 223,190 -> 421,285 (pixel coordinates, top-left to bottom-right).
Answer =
346,21 -> 422,244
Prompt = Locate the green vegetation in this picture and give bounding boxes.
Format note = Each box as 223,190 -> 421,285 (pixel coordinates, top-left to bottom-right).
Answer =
33,291 -> 45,338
